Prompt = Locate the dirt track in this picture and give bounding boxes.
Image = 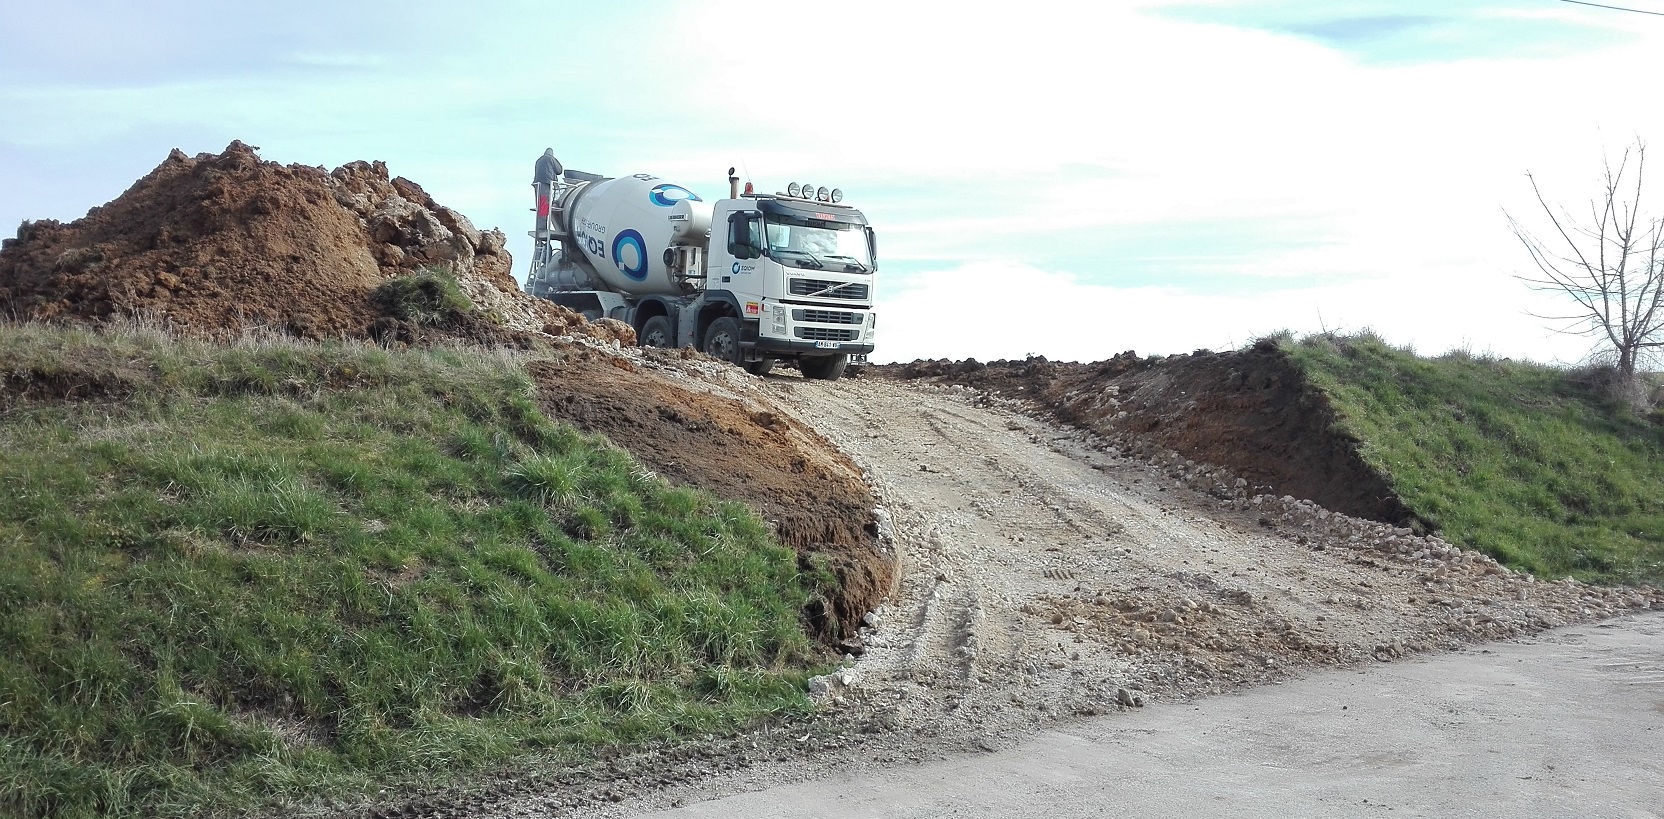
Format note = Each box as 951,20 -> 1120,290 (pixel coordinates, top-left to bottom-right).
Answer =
377,375 -> 1658,819
764,377 -> 1656,730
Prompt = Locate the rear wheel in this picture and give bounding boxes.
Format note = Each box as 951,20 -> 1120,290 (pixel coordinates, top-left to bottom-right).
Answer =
800,354 -> 848,381
639,315 -> 674,348
743,358 -> 775,377
702,316 -> 745,365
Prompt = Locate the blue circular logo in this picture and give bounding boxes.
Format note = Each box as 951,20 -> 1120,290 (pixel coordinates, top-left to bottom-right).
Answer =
732,261 -> 741,275
648,184 -> 701,207
612,229 -> 648,281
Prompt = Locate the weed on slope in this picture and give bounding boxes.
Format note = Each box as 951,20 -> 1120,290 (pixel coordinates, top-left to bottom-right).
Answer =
1284,332 -> 1664,586
0,323 -> 821,819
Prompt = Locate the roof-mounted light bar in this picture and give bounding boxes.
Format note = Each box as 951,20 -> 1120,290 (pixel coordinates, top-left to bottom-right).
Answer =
776,181 -> 848,203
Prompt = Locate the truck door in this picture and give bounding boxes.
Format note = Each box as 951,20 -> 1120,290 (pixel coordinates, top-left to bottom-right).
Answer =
710,203 -> 764,301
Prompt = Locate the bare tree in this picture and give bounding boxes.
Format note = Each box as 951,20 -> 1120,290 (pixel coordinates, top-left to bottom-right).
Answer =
1509,140 -> 1664,400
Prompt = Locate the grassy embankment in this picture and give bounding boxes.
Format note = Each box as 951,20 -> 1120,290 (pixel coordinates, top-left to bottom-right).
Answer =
0,320 -> 827,819
1282,332 -> 1664,586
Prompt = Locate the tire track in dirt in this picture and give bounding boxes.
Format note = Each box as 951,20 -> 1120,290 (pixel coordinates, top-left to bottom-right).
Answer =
766,376 -> 1659,729
370,374 -> 1659,819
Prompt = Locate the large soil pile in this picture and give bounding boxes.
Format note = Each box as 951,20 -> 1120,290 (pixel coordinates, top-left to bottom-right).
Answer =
0,141 -> 627,346
877,340 -> 1420,527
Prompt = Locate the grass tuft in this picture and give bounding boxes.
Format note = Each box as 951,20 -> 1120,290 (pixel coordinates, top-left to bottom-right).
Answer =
372,268 -> 478,327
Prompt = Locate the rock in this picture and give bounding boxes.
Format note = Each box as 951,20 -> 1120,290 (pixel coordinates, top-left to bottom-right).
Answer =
478,229 -> 506,255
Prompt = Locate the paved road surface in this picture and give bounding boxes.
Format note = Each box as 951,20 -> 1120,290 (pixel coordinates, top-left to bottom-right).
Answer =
638,613 -> 1664,819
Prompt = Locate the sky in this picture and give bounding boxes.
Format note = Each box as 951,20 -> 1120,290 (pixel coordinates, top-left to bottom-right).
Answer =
4,0 -> 1664,365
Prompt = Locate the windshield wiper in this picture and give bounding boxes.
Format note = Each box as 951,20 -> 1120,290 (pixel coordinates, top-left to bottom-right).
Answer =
769,248 -> 825,269
823,254 -> 869,272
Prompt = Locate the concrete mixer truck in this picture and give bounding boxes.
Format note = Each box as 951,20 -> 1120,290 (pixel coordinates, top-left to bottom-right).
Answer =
522,149 -> 876,379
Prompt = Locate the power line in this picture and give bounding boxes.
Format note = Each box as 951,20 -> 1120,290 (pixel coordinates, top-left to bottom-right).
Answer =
1559,0 -> 1664,16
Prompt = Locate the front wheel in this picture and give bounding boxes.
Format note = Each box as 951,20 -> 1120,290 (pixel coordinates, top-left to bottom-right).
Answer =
639,315 -> 674,348
743,359 -> 775,377
702,317 -> 745,365
800,354 -> 848,381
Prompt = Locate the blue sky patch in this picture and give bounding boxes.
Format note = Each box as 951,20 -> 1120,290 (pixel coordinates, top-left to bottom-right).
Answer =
1154,1 -> 1630,63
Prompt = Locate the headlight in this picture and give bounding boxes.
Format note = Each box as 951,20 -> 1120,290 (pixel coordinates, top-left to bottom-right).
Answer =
800,182 -> 813,198
787,182 -> 801,197
771,304 -> 787,335
830,188 -> 843,204
816,186 -> 830,202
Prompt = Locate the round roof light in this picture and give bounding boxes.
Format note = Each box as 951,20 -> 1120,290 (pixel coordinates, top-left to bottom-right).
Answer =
830,188 -> 844,204
800,182 -> 813,198
787,182 -> 801,197
816,186 -> 830,202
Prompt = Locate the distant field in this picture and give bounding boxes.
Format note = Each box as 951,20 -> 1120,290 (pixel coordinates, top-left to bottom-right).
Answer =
0,323 -> 826,819
1283,333 -> 1664,587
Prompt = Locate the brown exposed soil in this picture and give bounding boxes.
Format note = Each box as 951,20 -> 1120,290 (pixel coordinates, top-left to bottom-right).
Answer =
876,340 -> 1420,528
528,346 -> 893,639
0,141 -> 631,347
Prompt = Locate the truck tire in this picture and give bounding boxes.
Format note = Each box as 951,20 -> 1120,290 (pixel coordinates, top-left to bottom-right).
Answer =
800,354 -> 848,381
639,315 -> 674,348
743,359 -> 775,377
702,317 -> 744,365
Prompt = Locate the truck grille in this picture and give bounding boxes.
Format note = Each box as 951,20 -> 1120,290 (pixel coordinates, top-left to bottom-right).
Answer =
793,309 -> 863,325
795,327 -> 860,342
789,279 -> 869,300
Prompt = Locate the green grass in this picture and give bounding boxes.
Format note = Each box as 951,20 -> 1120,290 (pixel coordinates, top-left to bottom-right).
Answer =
372,268 -> 482,327
1280,331 -> 1664,586
0,322 -> 822,818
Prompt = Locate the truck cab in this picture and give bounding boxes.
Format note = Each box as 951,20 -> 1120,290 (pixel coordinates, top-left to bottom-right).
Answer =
704,192 -> 877,378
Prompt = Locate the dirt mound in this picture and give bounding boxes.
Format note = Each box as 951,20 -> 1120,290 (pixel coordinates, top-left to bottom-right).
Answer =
875,342 -> 1419,527
0,141 -> 630,346
529,345 -> 894,640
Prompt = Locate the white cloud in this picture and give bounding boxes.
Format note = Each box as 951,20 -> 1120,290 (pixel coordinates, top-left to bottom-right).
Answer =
653,0 -> 1664,365
875,258 -> 1598,365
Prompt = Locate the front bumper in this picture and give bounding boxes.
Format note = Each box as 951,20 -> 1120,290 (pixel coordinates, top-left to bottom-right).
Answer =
746,336 -> 876,356
745,300 -> 875,358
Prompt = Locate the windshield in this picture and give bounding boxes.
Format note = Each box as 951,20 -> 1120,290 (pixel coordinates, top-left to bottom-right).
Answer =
763,214 -> 872,272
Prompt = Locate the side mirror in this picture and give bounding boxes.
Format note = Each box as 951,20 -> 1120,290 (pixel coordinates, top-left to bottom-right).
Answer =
728,211 -> 763,260
866,227 -> 878,271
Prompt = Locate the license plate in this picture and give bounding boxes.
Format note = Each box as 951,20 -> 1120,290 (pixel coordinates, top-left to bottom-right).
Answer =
814,340 -> 841,349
